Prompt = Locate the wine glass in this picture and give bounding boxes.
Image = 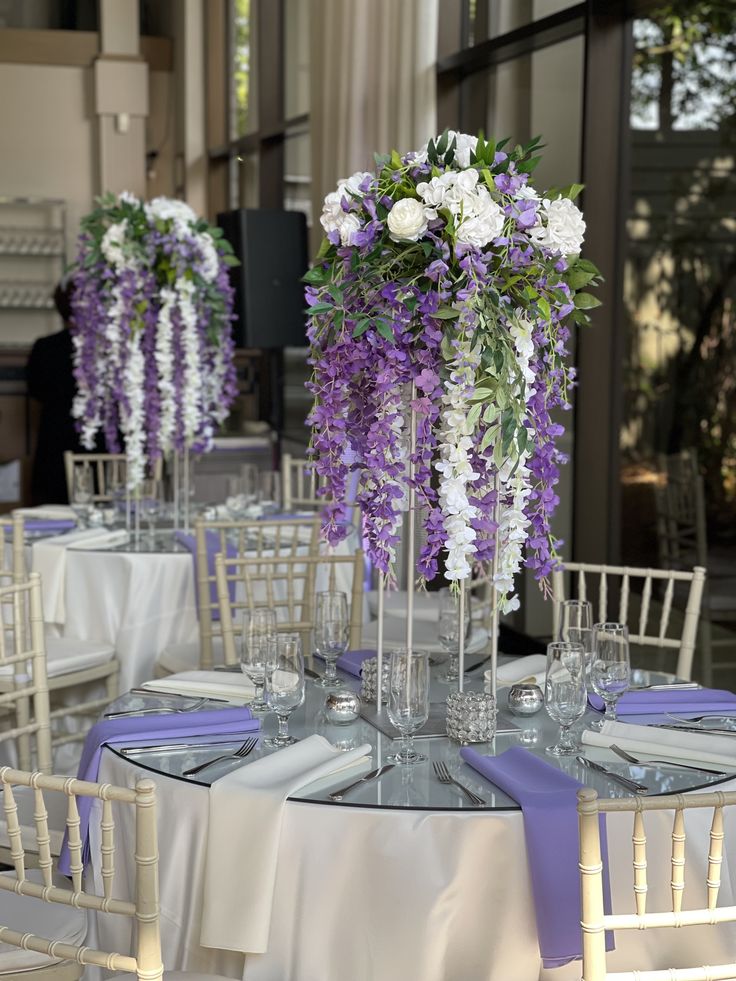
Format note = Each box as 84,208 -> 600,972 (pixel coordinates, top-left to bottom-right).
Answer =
437,589 -> 471,684
259,470 -> 282,514
240,463 -> 259,505
240,607 -> 277,711
590,622 -> 630,728
314,590 -> 349,688
544,641 -> 587,756
556,599 -> 593,641
386,648 -> 430,765
139,478 -> 161,546
264,633 -> 305,748
71,463 -> 94,526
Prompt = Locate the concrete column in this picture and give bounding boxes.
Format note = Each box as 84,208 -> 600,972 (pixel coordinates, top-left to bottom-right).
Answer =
174,0 -> 207,215
95,0 -> 148,196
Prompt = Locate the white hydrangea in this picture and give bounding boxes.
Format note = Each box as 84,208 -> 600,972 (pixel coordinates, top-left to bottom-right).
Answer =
118,190 -> 140,207
417,171 -> 505,247
529,197 -> 586,255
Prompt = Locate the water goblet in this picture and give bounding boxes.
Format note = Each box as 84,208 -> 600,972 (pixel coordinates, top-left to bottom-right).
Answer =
241,607 -> 277,712
437,589 -> 471,684
386,648 -> 430,765
264,633 -> 305,748
71,463 -> 94,526
590,622 -> 630,728
314,590 -> 349,688
544,641 -> 587,756
556,599 -> 593,641
566,625 -> 597,678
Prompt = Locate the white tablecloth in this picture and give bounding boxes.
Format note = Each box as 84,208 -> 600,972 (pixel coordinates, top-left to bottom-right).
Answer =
90,750 -> 736,981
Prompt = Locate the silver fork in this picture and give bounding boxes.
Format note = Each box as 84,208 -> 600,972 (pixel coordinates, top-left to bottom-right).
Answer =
609,743 -> 728,777
182,736 -> 259,777
104,699 -> 209,720
666,713 -> 736,726
432,761 -> 486,806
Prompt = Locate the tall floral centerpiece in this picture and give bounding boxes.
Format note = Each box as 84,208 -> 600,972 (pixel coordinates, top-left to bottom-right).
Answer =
70,193 -> 239,490
306,133 -> 601,643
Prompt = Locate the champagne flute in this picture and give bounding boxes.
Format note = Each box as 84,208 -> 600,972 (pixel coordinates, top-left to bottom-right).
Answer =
386,648 -> 430,765
264,633 -> 305,748
437,589 -> 471,684
71,463 -> 94,527
314,590 -> 349,688
545,641 -> 587,756
590,622 -> 630,728
556,599 -> 593,641
240,607 -> 277,711
259,470 -> 282,514
566,625 -> 597,678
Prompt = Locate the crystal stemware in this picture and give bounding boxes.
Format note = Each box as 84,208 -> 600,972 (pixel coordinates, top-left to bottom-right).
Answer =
71,463 -> 94,526
264,633 -> 305,748
437,588 -> 471,684
556,599 -> 593,640
139,478 -> 161,546
386,648 -> 430,765
545,641 -> 587,756
241,607 -> 277,712
259,470 -> 282,515
314,590 -> 349,688
590,622 -> 630,728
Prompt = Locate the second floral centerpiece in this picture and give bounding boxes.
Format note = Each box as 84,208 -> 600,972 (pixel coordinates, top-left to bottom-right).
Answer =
306,132 -> 600,626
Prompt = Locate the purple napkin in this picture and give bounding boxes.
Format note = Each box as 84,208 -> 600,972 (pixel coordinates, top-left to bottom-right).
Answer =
588,687 -> 736,716
58,706 -> 259,873
460,746 -> 613,968
9,519 -> 76,534
175,529 -> 236,620
315,649 -> 376,678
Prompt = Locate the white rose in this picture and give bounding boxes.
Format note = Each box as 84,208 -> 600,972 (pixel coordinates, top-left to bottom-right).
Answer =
386,197 -> 428,242
338,212 -> 362,247
529,197 -> 586,255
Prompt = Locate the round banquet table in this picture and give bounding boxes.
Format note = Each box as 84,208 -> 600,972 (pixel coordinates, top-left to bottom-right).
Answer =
86,669 -> 736,981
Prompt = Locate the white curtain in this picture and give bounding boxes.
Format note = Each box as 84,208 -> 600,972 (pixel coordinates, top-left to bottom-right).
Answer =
309,0 -> 438,244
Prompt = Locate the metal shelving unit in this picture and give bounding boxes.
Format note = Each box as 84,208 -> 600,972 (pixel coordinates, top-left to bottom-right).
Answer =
0,197 -> 66,314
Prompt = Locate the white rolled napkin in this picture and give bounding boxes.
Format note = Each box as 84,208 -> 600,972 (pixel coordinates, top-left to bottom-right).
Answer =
201,734 -> 372,953
31,527 -> 115,625
140,671 -> 255,704
581,720 -> 736,769
15,505 -> 77,521
490,654 -> 548,688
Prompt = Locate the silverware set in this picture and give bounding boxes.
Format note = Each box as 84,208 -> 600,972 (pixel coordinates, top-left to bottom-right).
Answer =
105,699 -> 210,720
432,761 -> 486,806
328,763 -> 395,800
576,756 -> 649,795
182,736 -> 260,777
609,743 -> 727,777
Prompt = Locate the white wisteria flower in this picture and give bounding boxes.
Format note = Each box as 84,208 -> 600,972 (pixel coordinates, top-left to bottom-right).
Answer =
154,287 -> 176,452
529,196 -> 586,255
387,198 -> 428,242
101,220 -> 128,269
197,234 -> 220,282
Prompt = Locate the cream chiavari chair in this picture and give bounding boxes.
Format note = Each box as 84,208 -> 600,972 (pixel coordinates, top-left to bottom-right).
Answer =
155,516 -> 322,675
281,453 -> 322,511
578,786 -> 736,981
0,768 -> 232,980
215,548 -> 365,661
63,452 -> 164,504
4,515 -> 119,756
551,562 -> 706,681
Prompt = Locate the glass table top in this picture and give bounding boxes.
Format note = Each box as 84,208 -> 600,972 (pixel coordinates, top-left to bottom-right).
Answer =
105,664 -> 736,812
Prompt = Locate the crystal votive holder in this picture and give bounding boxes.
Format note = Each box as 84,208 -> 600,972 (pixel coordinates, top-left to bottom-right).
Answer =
446,691 -> 497,744
360,655 -> 406,704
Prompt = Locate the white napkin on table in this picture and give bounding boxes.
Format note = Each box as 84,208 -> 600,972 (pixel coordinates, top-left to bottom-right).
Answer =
492,654 -> 548,688
140,671 -> 256,704
31,527 -> 115,625
582,720 -> 736,769
201,734 -> 372,953
15,505 -> 77,521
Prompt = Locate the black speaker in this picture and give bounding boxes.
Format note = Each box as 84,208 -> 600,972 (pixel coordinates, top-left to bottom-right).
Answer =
216,208 -> 309,349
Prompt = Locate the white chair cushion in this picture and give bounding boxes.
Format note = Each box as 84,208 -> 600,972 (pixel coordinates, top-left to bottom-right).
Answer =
156,637 -> 225,675
45,636 -> 116,677
0,785 -> 67,856
0,869 -> 87,973
361,617 -> 489,654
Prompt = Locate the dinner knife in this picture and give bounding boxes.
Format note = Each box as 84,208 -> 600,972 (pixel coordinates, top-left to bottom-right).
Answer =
576,756 -> 649,795
129,687 -> 230,703
651,723 -> 736,737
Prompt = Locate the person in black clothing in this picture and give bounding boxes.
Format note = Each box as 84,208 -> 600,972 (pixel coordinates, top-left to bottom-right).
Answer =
26,277 -> 88,505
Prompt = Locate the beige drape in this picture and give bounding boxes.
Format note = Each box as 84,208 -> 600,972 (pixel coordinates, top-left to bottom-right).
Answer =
309,0 -> 438,248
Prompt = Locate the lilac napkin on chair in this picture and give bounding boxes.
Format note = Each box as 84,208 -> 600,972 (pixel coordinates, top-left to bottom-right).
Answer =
58,706 -> 259,873
588,687 -> 736,717
175,529 -> 237,620
8,519 -> 76,534
315,649 -> 376,678
460,745 -> 613,968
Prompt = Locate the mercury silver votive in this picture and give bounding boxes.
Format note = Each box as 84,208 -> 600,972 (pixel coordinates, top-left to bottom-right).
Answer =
446,691 -> 497,744
507,682 -> 544,717
324,689 -> 361,725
